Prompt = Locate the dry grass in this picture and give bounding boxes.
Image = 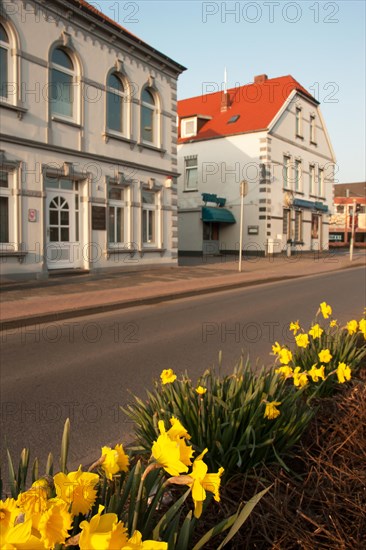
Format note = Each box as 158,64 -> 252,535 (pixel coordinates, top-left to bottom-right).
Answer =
207,371 -> 366,549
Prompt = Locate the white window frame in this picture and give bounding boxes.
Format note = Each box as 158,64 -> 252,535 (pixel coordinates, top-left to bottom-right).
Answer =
294,159 -> 302,192
106,72 -> 127,137
141,189 -> 160,247
0,169 -> 15,248
318,168 -> 324,197
141,88 -> 159,146
310,114 -> 316,144
50,47 -> 77,123
294,210 -> 302,242
181,117 -> 197,138
0,22 -> 10,102
295,107 -> 302,137
283,208 -> 291,240
108,186 -> 127,246
184,156 -> 198,191
283,155 -> 291,189
309,164 -> 316,195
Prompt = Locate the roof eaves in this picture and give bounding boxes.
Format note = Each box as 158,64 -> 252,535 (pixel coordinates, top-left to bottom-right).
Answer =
63,0 -> 186,73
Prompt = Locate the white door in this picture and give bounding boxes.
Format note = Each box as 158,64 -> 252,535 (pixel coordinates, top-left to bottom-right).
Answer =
46,190 -> 81,269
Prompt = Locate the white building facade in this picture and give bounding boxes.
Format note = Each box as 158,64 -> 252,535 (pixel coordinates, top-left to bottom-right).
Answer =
177,75 -> 336,257
0,0 -> 185,280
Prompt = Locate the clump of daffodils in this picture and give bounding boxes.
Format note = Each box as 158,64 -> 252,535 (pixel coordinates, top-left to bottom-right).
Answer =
271,302 -> 366,395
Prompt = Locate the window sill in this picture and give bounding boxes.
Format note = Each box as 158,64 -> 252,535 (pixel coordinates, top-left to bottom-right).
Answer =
183,188 -> 198,193
138,142 -> 166,154
294,191 -> 304,196
0,101 -> 27,120
106,247 -> 137,259
310,140 -> 317,146
51,115 -> 82,129
103,131 -> 137,146
140,247 -> 166,257
296,134 -> 304,140
0,250 -> 27,263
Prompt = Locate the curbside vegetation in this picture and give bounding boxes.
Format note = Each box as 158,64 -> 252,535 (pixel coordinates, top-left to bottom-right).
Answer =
1,303 -> 365,549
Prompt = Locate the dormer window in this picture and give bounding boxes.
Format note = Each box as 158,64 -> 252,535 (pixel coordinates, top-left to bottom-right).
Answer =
227,114 -> 240,124
181,117 -> 197,138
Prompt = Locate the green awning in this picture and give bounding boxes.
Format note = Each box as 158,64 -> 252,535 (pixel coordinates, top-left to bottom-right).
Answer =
201,206 -> 236,224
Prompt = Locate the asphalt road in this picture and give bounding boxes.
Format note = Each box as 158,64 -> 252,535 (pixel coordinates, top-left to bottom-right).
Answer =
1,267 -> 365,480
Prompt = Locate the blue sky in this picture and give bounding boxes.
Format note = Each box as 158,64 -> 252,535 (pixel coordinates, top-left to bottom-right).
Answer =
94,0 -> 365,183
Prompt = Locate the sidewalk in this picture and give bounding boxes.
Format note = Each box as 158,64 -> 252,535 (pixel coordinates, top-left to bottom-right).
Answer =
1,251 -> 365,330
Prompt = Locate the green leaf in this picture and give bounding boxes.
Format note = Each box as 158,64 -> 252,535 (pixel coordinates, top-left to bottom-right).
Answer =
6,449 -> 17,499
60,418 -> 70,474
175,510 -> 193,550
217,486 -> 271,549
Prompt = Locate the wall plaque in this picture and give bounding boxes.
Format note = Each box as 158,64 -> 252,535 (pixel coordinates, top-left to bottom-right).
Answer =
92,206 -> 106,230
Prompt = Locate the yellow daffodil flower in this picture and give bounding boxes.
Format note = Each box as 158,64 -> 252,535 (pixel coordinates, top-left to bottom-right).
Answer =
319,301 -> 332,319
275,365 -> 293,378
151,432 -> 188,476
279,348 -> 293,365
196,386 -> 207,395
308,364 -> 325,382
79,510 -> 128,550
289,321 -> 300,335
122,530 -> 168,549
308,324 -> 323,339
318,349 -> 332,363
54,466 -> 99,516
38,498 -> 73,549
346,319 -> 358,335
17,483 -> 48,527
0,498 -> 20,531
101,444 -> 129,480
0,517 -> 46,549
336,362 -> 351,383
359,318 -> 366,338
160,369 -> 177,384
264,401 -> 281,420
166,417 -> 191,441
295,333 -> 309,348
271,342 -> 281,355
330,319 -> 338,328
293,367 -> 308,388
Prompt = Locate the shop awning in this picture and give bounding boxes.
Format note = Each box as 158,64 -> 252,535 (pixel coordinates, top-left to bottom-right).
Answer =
293,198 -> 328,212
201,206 -> 236,224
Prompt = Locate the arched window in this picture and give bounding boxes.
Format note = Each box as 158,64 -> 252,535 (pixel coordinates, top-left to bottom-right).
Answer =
0,22 -> 9,99
106,73 -> 125,134
141,88 -> 156,143
50,47 -> 75,118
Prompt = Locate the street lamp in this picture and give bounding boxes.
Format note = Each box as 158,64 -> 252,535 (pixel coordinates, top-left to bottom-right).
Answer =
239,180 -> 248,272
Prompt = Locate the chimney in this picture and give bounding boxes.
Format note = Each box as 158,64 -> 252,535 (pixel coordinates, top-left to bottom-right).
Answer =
220,91 -> 231,112
254,74 -> 268,84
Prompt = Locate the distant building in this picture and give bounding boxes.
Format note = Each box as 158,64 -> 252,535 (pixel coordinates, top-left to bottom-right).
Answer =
177,74 -> 336,257
329,182 -> 366,247
0,0 -> 185,280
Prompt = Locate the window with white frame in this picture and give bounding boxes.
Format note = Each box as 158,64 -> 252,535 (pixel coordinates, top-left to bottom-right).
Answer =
106,73 -> 126,134
50,48 -> 75,119
283,155 -> 291,189
318,168 -> 324,197
295,107 -> 302,137
142,190 -> 156,245
283,208 -> 291,240
108,186 -> 125,245
141,88 -> 156,144
310,114 -> 316,143
309,164 -> 316,195
0,22 -> 9,100
294,210 -> 302,242
294,160 -> 301,192
181,117 -> 197,138
184,156 -> 198,191
0,169 -> 13,244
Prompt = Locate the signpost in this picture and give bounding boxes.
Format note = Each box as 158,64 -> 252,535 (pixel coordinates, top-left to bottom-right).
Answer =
239,180 -> 248,272
349,198 -> 356,261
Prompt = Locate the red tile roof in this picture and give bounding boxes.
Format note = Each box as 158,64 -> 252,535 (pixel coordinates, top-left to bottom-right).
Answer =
178,75 -> 317,143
